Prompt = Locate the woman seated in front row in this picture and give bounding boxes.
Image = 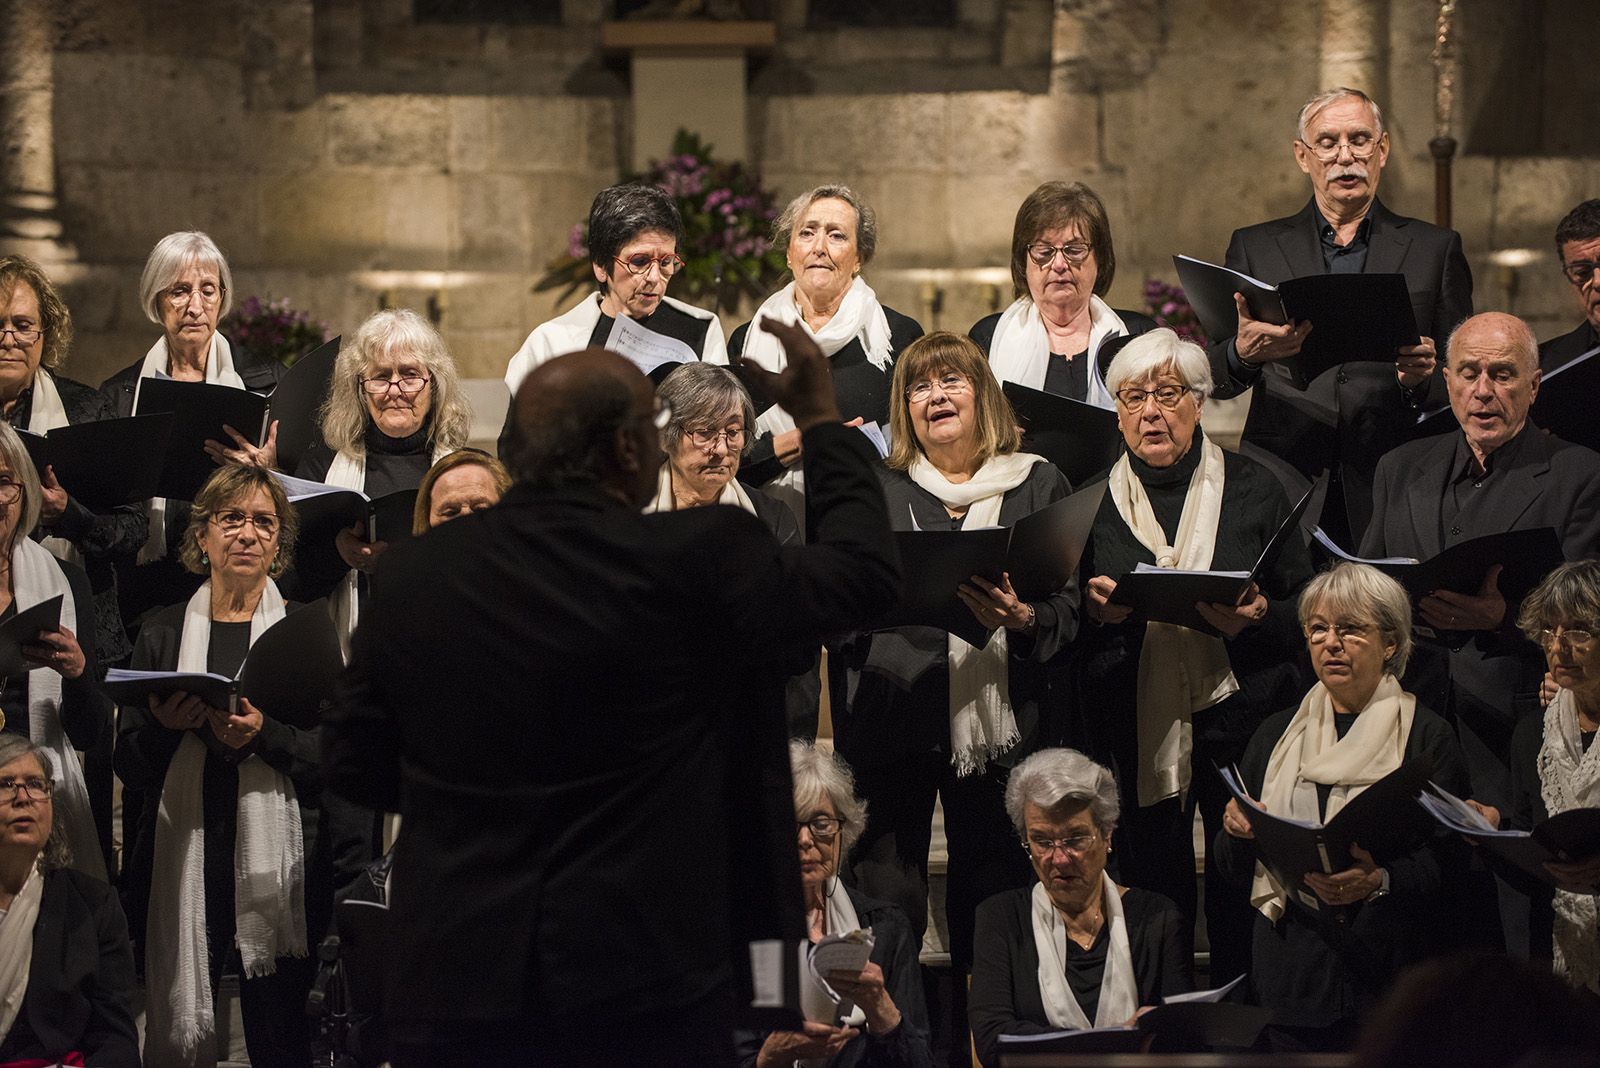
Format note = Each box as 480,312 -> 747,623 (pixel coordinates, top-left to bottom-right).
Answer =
1214,562 -> 1468,1052
738,741 -> 932,1068
969,747 -> 1191,1068
0,735 -> 138,1066
411,450 -> 510,533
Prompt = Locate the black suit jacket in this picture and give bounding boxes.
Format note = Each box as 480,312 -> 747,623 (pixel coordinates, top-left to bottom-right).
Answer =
1538,320 -> 1598,375
325,423 -> 899,1034
0,868 -> 139,1067
1208,198 -> 1473,542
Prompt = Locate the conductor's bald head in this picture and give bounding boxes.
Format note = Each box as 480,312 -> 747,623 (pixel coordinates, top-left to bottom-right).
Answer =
509,348 -> 663,507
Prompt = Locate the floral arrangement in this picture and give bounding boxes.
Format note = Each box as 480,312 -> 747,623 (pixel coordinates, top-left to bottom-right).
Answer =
536,130 -> 787,315
1141,278 -> 1208,347
220,296 -> 332,368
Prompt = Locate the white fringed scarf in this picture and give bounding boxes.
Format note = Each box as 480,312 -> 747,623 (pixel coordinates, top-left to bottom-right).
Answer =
1538,689 -> 1600,993
10,537 -> 103,881
1109,437 -> 1239,807
0,862 -> 42,1045
643,464 -> 759,516
908,452 -> 1044,777
144,580 -> 306,1068
1251,674 -> 1413,923
1030,875 -> 1138,1029
134,334 -> 245,565
23,370 -> 80,568
987,296 -> 1126,410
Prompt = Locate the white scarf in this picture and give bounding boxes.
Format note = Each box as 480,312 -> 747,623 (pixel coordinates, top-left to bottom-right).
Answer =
1109,437 -> 1239,807
643,464 -> 758,516
503,293 -> 729,394
10,537 -> 103,881
23,371 -> 80,568
1030,875 -> 1138,1030
907,452 -> 1043,777
987,296 -> 1125,410
1250,674 -> 1414,922
1538,689 -> 1600,993
144,580 -> 306,1068
135,334 -> 246,565
0,862 -> 42,1045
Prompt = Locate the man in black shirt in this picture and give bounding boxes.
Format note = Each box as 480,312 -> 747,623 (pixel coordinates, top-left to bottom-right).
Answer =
1539,199 -> 1600,374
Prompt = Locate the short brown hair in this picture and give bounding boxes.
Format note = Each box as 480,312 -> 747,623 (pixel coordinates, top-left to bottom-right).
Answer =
412,450 -> 511,535
887,332 -> 1020,472
0,255 -> 71,373
181,465 -> 299,577
1009,182 -> 1116,301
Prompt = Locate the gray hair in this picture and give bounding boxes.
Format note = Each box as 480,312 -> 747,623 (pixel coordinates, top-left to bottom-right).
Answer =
789,740 -> 868,858
320,309 -> 473,457
655,363 -> 757,457
139,230 -> 234,325
0,422 -> 43,562
1297,87 -> 1387,142
1299,562 -> 1413,676
1518,560 -> 1600,644
0,735 -> 70,872
1103,327 -> 1214,399
773,184 -> 878,267
1004,748 -> 1120,837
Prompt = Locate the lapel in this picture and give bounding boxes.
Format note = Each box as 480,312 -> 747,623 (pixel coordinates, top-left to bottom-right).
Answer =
1273,200 -> 1326,280
1404,434 -> 1458,557
1472,426 -> 1550,536
1362,200 -> 1412,277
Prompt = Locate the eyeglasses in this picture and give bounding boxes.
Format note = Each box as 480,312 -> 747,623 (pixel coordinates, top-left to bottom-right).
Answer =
210,510 -> 281,538
1305,620 -> 1376,644
687,425 -> 745,450
1298,133 -> 1383,161
1114,384 -> 1191,411
1026,831 -> 1099,859
165,283 -> 225,308
0,326 -> 40,346
906,372 -> 971,403
798,815 -> 845,841
614,253 -> 686,278
0,777 -> 52,804
1026,242 -> 1092,268
0,479 -> 20,505
359,374 -> 431,396
1540,626 -> 1597,650
1562,261 -> 1600,288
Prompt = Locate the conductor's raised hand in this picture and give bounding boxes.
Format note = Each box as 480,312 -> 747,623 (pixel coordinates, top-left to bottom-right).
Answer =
734,317 -> 841,432
1233,292 -> 1311,366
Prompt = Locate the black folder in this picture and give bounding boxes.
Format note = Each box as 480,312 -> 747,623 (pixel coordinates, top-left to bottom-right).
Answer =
0,595 -> 64,676
1419,782 -> 1600,890
1218,760 -> 1435,915
100,598 -> 343,730
17,414 -> 175,510
1529,343 -> 1600,451
881,479 -> 1107,648
1106,481 -> 1317,636
269,336 -> 341,473
275,474 -> 419,599
1001,382 -> 1122,486
993,1004 -> 1271,1058
133,377 -> 271,501
1175,255 -> 1421,388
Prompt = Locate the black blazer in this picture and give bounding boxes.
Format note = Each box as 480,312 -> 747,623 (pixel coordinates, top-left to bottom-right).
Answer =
324,423 -> 899,1033
1206,198 -> 1474,542
0,868 -> 139,1067
968,885 -> 1192,1068
1539,320 -> 1598,375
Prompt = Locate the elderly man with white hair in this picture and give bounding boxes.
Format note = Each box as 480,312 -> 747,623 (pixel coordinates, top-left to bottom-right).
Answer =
1073,327 -> 1314,987
1204,86 -> 1474,547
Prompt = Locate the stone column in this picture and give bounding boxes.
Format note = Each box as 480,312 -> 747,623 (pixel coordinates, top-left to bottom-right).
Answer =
0,0 -> 70,262
1320,0 -> 1389,98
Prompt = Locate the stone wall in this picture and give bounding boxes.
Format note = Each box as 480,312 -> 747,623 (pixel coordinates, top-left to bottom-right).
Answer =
38,0 -> 1599,392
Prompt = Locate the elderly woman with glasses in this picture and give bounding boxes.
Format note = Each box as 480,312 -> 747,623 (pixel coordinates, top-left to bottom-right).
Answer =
830,331 -> 1078,987
1071,328 -> 1314,985
116,464 -> 330,1067
969,182 -> 1156,407
0,735 -> 138,1066
1214,563 -> 1467,1051
737,742 -> 933,1068
969,748 -> 1190,1067
504,183 -> 727,404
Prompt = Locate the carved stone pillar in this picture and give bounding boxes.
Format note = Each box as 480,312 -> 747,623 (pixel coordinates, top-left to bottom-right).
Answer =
0,0 -> 71,262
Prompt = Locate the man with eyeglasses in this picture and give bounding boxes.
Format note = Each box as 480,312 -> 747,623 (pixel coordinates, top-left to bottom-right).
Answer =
1539,200 -> 1600,375
1205,87 -> 1473,548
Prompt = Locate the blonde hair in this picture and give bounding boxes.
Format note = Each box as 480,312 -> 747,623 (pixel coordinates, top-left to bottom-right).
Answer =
1299,562 -> 1413,677
412,450 -> 511,535
0,256 -> 71,373
886,332 -> 1020,472
320,309 -> 472,457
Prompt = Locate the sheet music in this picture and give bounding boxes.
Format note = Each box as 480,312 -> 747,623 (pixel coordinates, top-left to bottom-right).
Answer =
605,315 -> 699,375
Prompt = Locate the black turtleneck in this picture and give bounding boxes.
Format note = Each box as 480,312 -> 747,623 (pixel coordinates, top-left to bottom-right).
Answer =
360,419 -> 434,499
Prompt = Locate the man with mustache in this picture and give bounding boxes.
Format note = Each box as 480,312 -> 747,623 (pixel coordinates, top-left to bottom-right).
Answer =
1206,87 -> 1473,547
1539,199 -> 1600,374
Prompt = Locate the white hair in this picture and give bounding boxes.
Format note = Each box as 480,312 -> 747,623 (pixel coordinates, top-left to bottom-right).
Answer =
1004,748 -> 1120,836
1297,87 -> 1387,142
139,230 -> 233,325
789,740 -> 868,858
1103,327 -> 1213,398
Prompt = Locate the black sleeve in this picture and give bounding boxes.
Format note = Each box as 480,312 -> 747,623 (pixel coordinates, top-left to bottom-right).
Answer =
969,314 -> 998,356
858,909 -> 935,1068
1208,710 -> 1286,888
112,622 -> 184,793
1434,230 -> 1474,344
78,876 -> 142,1068
1506,712 -> 1546,832
969,896 -> 1052,1068
58,561 -> 111,750
1150,897 -> 1196,1000
1385,712 -> 1470,899
1010,465 -> 1080,664
1204,229 -> 1264,401
326,573 -> 403,812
